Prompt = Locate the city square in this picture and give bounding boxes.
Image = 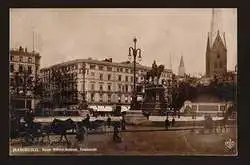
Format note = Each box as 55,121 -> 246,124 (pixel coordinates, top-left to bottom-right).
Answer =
9,8 -> 237,156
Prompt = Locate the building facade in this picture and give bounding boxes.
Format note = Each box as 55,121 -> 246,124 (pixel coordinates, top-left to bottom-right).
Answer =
40,58 -> 173,109
9,46 -> 41,111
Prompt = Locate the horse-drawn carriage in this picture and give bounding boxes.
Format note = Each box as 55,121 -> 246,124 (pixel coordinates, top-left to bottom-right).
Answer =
10,109 -> 124,145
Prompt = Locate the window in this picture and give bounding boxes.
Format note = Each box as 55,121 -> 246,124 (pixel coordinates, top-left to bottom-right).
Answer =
19,77 -> 23,84
107,66 -> 112,71
217,53 -> 220,59
119,68 -> 123,72
108,74 -> 111,81
28,66 -> 32,74
99,93 -> 103,102
19,56 -> 23,62
131,76 -> 133,82
10,64 -> 14,73
19,65 -> 23,73
91,84 -> 95,90
125,85 -> 128,92
28,57 -> 32,63
118,84 -> 121,91
100,73 -> 103,80
90,64 -> 96,69
125,68 -> 129,73
125,76 -> 128,82
118,95 -> 121,103
91,93 -> 95,102
118,75 -> 122,81
108,94 -> 111,103
122,85 -> 124,92
108,85 -> 111,91
99,65 -> 104,70
99,84 -> 103,91
10,56 -> 14,61
125,96 -> 128,103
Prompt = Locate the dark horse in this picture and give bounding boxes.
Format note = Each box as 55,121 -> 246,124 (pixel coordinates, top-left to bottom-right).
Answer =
48,118 -> 77,144
81,118 -> 105,131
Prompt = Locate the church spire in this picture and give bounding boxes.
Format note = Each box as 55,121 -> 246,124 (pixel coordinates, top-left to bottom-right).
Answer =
179,55 -> 184,67
178,55 -> 185,77
206,32 -> 211,51
209,8 -> 226,48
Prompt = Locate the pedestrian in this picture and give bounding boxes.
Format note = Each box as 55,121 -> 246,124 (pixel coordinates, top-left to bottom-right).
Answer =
107,116 -> 111,128
165,117 -> 170,130
75,122 -> 85,142
113,123 -> 119,142
171,118 -> 175,127
121,118 -> 126,130
146,112 -> 150,120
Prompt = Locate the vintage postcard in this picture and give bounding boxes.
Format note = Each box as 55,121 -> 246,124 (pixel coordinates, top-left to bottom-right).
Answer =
9,8 -> 237,156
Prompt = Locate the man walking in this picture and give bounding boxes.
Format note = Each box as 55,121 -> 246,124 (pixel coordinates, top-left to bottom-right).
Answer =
165,117 -> 170,130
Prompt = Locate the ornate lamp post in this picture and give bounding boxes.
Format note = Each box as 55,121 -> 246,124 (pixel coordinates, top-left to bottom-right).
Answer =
128,37 -> 142,110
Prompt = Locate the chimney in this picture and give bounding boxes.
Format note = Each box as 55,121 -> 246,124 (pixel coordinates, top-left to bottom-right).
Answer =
25,47 -> 28,52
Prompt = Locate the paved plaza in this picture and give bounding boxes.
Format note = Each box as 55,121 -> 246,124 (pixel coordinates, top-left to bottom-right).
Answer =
9,124 -> 237,156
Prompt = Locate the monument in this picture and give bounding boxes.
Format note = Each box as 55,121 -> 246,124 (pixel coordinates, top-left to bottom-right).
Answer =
142,61 -> 169,116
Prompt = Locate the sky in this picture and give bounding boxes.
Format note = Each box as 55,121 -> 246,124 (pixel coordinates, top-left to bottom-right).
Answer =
10,8 -> 237,75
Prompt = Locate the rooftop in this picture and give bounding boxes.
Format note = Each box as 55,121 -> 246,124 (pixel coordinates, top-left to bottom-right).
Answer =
41,58 -> 172,73
10,46 -> 40,57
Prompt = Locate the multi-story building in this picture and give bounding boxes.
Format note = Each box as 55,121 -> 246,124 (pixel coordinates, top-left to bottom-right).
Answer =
9,46 -> 41,112
40,58 -> 173,110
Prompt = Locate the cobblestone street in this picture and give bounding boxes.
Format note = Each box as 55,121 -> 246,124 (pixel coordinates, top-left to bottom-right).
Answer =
9,124 -> 237,156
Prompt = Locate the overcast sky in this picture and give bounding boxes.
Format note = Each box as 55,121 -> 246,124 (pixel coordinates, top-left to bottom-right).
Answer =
10,8 -> 237,75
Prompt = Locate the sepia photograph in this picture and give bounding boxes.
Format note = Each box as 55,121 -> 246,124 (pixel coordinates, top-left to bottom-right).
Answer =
9,8 -> 237,156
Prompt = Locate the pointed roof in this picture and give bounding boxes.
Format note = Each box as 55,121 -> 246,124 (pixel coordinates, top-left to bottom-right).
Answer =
211,30 -> 227,50
206,32 -> 211,51
179,55 -> 184,67
209,8 -> 226,49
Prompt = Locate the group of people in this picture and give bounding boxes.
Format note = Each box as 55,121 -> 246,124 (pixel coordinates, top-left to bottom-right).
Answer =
165,117 -> 175,130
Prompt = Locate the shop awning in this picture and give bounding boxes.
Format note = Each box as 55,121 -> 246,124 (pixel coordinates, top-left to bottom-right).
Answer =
97,106 -> 113,112
89,105 -> 98,111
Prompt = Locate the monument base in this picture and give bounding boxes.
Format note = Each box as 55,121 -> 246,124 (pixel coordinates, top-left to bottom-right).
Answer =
125,110 -> 149,125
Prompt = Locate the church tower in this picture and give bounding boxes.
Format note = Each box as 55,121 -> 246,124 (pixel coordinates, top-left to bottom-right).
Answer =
178,55 -> 185,77
206,8 -> 227,78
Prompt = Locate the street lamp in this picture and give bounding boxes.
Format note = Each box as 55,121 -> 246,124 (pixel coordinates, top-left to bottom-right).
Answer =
128,37 -> 142,110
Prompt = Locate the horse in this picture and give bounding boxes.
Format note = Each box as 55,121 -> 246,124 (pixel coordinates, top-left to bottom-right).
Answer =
49,118 -> 77,144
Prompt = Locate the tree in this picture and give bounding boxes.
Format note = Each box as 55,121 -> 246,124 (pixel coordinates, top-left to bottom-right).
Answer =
48,68 -> 79,109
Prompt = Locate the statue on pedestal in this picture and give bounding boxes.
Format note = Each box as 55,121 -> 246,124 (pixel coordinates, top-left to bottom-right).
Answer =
142,61 -> 168,116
